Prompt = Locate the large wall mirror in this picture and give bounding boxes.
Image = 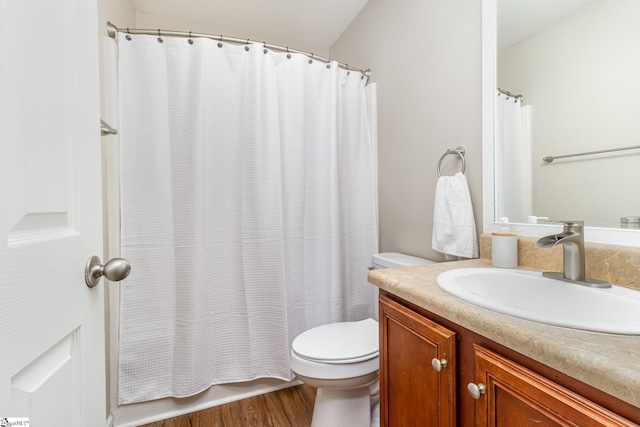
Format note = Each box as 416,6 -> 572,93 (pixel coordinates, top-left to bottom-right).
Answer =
482,0 -> 640,245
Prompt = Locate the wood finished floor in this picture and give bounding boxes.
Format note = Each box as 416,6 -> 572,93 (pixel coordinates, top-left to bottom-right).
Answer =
139,384 -> 317,427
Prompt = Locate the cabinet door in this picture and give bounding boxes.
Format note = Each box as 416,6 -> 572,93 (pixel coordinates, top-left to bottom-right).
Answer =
379,295 -> 457,427
471,344 -> 637,427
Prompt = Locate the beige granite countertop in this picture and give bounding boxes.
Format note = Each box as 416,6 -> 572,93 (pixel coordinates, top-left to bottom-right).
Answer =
368,258 -> 640,409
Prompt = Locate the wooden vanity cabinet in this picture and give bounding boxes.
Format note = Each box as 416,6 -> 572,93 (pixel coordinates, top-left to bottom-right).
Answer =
379,294 -> 457,427
379,291 -> 640,427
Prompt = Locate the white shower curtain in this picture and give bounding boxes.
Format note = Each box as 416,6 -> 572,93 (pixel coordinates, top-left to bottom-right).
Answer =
117,35 -> 378,404
495,92 -> 532,222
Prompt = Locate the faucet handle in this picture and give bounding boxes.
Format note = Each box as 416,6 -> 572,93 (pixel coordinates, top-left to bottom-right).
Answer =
546,220 -> 584,230
545,220 -> 583,225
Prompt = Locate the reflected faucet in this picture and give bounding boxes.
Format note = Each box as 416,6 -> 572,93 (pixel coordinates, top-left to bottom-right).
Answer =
536,221 -> 611,288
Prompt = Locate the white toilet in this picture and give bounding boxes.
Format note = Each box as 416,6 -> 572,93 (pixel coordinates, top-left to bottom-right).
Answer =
290,252 -> 434,427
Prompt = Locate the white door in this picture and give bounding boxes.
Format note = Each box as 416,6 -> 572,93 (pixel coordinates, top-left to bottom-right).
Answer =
0,0 -> 106,426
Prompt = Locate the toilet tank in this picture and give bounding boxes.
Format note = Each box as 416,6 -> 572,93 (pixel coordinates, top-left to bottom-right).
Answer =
371,252 -> 435,270
369,252 -> 436,320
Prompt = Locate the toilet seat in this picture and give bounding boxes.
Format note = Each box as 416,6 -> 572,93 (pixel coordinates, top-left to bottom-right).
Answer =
290,349 -> 379,381
291,318 -> 378,364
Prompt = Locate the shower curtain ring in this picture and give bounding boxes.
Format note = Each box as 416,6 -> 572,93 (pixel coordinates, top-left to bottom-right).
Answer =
188,31 -> 193,45
157,29 -> 163,43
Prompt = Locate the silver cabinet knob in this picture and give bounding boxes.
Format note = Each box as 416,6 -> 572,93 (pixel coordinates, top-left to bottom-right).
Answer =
85,255 -> 131,288
467,382 -> 487,400
431,358 -> 448,372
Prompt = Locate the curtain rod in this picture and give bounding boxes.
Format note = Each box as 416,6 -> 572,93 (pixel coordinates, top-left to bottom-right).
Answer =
107,22 -> 371,84
497,87 -> 523,101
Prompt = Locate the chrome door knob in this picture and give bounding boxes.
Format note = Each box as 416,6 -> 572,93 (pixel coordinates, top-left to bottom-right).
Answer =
467,382 -> 487,400
431,358 -> 448,372
85,255 -> 131,288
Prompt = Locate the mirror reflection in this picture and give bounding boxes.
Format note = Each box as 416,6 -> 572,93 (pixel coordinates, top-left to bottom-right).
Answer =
495,0 -> 640,229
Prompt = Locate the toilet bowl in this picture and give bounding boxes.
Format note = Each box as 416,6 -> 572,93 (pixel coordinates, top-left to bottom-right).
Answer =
290,318 -> 379,427
290,252 -> 435,427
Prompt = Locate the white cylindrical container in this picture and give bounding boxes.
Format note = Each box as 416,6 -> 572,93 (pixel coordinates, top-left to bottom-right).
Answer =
492,218 -> 518,268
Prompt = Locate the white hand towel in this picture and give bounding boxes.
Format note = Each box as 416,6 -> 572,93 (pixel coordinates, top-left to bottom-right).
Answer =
432,172 -> 479,259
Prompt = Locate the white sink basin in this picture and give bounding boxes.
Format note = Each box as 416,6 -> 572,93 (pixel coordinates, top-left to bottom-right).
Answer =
436,268 -> 640,335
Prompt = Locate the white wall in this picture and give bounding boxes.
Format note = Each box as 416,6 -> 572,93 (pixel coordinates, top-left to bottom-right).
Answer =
97,0 -> 136,422
330,0 -> 484,261
98,0 -> 136,116
498,0 -> 640,227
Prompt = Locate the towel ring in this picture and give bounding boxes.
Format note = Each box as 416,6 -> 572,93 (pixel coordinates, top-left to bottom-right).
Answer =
437,146 -> 466,177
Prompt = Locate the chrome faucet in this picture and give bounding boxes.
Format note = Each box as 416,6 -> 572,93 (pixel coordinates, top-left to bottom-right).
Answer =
536,221 -> 611,288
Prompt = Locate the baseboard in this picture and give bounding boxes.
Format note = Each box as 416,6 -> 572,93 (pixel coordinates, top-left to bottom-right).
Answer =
113,379 -> 302,427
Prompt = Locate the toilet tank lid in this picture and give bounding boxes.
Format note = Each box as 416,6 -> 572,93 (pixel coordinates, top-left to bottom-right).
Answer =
371,252 -> 435,268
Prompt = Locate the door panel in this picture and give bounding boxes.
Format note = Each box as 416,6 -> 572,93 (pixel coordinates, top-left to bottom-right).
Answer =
4,0 -> 77,240
0,0 -> 105,425
10,332 -> 80,426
